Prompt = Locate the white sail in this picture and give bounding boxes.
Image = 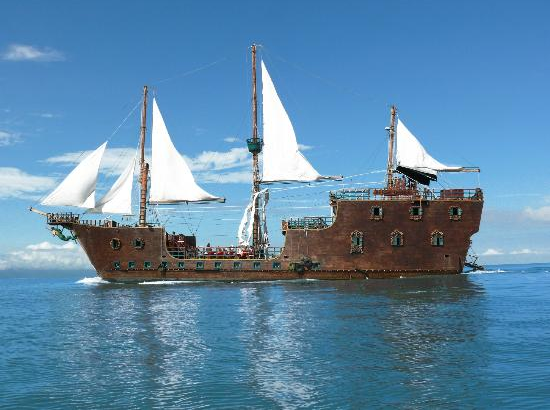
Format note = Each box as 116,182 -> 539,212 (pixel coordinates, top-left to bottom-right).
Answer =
149,98 -> 223,203
261,60 -> 331,183
237,189 -> 268,247
395,119 -> 462,177
41,142 -> 107,208
87,154 -> 136,214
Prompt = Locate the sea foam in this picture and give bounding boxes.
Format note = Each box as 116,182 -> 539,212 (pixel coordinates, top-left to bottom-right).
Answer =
76,276 -> 109,285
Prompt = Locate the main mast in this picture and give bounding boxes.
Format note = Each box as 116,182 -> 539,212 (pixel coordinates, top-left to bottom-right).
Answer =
248,44 -> 263,251
138,85 -> 149,226
386,105 -> 397,188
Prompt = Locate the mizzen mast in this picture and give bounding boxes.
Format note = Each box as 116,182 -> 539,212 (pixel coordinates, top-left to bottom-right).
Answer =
138,85 -> 149,227
248,44 -> 263,251
386,105 -> 397,188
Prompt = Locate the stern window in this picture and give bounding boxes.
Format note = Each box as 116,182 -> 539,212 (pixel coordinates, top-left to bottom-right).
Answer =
431,231 -> 444,247
371,206 -> 383,220
391,230 -> 404,247
410,206 -> 423,220
449,206 -> 463,220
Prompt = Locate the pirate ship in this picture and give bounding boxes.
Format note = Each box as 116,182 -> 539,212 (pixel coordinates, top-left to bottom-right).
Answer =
31,45 -> 483,281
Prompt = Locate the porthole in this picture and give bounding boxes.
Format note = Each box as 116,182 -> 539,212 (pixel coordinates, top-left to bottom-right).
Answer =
196,261 -> 204,270
132,238 -> 145,250
253,261 -> 261,270
110,238 -> 121,250
233,261 -> 242,270
272,261 -> 281,269
128,261 -> 136,269
214,261 -> 222,270
177,262 -> 185,269
113,261 -> 120,270
144,261 -> 152,269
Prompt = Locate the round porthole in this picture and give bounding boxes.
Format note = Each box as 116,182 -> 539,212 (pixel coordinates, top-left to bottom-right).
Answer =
110,238 -> 121,250
132,238 -> 145,249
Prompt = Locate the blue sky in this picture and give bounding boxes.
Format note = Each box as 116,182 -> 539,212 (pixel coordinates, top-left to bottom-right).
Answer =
1,0 -> 549,269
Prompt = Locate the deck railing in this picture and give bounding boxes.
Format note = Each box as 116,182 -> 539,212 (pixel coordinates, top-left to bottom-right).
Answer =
166,246 -> 283,260
283,216 -> 334,230
47,213 -> 80,225
330,188 -> 483,201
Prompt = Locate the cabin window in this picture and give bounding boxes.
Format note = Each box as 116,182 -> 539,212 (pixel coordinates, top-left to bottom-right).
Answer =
128,261 -> 135,269
391,230 -> 404,247
449,206 -> 463,221
177,262 -> 185,269
272,261 -> 281,269
110,238 -> 121,250
196,261 -> 204,270
431,231 -> 444,246
253,261 -> 261,270
233,261 -> 242,270
370,206 -> 383,220
144,261 -> 152,269
160,261 -> 168,269
113,261 -> 120,270
409,206 -> 423,220
214,261 -> 222,270
133,238 -> 145,249
350,230 -> 364,254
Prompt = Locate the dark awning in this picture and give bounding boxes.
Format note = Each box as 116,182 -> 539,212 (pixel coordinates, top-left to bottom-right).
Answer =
396,166 -> 437,186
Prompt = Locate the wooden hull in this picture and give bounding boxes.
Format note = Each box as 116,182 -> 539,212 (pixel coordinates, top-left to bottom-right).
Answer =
66,196 -> 483,282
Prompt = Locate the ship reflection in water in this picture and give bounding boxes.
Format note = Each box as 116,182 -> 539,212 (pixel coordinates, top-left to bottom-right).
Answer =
76,275 -> 487,408
5,269 -> 550,408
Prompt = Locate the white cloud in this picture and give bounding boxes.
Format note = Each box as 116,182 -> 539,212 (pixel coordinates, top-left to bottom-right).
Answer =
2,44 -> 65,62
510,248 -> 543,255
0,241 -> 91,270
298,143 -> 313,151
0,167 -> 57,200
0,130 -> 21,146
481,248 -> 504,256
524,206 -> 550,222
32,112 -> 57,119
224,137 -> 240,143
185,147 -> 250,172
45,147 -> 137,176
198,170 -> 251,184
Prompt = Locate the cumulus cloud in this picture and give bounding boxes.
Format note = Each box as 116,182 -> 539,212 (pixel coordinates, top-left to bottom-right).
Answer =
481,248 -> 504,256
44,146 -> 252,182
0,167 -> 57,200
224,137 -> 240,143
510,248 -> 543,255
0,130 -> 21,146
524,206 -> 550,222
2,44 -> 65,62
0,241 -> 91,270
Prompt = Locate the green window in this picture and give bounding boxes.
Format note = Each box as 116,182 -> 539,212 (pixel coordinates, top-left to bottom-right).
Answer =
214,261 -> 222,270
144,261 -> 152,269
312,262 -> 321,270
113,261 -> 120,270
196,261 -> 204,270
133,238 -> 145,249
161,261 -> 168,269
233,261 -> 242,270
431,231 -> 444,247
128,261 -> 136,269
272,261 -> 281,269
253,261 -> 261,270
177,262 -> 185,269
391,231 -> 403,247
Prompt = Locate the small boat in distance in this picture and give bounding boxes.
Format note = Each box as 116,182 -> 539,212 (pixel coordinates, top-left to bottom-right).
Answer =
31,44 -> 483,281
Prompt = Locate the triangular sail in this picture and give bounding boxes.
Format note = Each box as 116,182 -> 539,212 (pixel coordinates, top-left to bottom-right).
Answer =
395,119 -> 463,182
41,142 -> 107,208
149,98 -> 224,203
87,154 -> 136,214
261,60 -> 334,183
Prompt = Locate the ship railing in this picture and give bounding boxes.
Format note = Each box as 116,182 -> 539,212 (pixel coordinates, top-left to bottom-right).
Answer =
166,246 -> 284,260
330,188 -> 483,201
47,212 -> 80,225
78,219 -> 119,227
283,216 -> 334,230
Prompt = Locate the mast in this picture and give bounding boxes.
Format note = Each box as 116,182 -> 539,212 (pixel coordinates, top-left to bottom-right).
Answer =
386,105 -> 397,188
139,85 -> 149,227
250,44 -> 262,251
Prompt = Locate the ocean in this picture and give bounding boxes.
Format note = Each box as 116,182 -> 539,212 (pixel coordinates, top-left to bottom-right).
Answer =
1,265 -> 550,409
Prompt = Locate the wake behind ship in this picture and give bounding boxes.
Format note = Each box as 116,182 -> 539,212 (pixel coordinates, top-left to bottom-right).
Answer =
31,45 -> 484,282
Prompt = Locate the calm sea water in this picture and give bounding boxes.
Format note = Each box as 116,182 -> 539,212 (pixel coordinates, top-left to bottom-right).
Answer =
1,265 -> 550,409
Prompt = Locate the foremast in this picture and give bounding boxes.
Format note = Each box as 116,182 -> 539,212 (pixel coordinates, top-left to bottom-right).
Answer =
138,86 -> 149,227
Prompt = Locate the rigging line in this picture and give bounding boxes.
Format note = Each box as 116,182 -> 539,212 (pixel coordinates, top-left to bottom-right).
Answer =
262,45 -> 363,99
152,57 -> 228,85
106,98 -> 142,143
